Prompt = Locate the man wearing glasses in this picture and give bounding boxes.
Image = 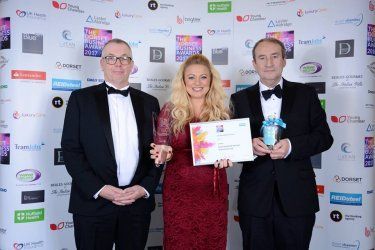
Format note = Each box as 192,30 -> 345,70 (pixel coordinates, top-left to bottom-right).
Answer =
61,38 -> 162,250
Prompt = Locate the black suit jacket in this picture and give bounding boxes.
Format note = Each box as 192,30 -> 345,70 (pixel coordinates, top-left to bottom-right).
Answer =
61,82 -> 162,216
231,79 -> 333,217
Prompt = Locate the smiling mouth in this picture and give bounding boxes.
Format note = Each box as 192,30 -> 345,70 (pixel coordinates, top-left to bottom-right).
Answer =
192,87 -> 204,91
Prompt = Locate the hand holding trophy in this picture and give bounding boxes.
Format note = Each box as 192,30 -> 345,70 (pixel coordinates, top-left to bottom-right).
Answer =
261,116 -> 286,150
151,112 -> 172,167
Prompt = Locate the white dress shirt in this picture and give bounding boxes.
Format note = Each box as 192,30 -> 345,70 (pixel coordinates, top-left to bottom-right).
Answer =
94,82 -> 143,199
106,82 -> 139,186
259,79 -> 292,157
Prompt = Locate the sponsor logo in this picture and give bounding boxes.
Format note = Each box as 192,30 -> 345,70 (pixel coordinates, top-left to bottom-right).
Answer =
236,84 -> 251,92
311,153 -> 322,169
221,80 -> 230,88
0,17 -> 11,50
212,47 -> 228,65
148,0 -> 158,10
0,187 -> 7,192
22,33 -> 43,54
331,74 -> 363,89
176,15 -> 201,24
367,62 -> 375,76
52,97 -> 64,108
13,111 -> 46,119
297,8 -> 327,17
149,26 -> 172,37
86,77 -> 104,84
299,62 -> 323,74
368,24 -> 375,56
367,123 -> 375,132
365,226 -> 375,237
50,181 -> 71,197
236,14 -> 266,22
131,65 -> 138,75
52,1 -> 84,13
0,227 -> 6,234
16,9 -> 46,20
331,240 -> 360,249
13,241 -> 44,249
55,61 -> 82,70
239,68 -> 257,76
11,70 -> 46,81
86,15 -> 110,25
0,120 -> 8,129
207,28 -> 231,36
14,208 -> 45,223
338,142 -> 355,161
266,30 -> 294,59
0,56 -> 9,69
0,133 -> 10,164
59,29 -> 75,48
333,175 -> 362,184
265,0 -> 295,6
21,190 -> 45,204
364,137 -> 374,167
267,19 -> 292,28
50,221 -> 74,230
54,148 -> 64,165
370,0 -> 375,11
306,82 -> 325,94
147,1 -> 174,10
52,78 -> 81,91
330,192 -> 362,206
84,27 -> 112,57
16,169 -> 41,182
15,142 -> 45,151
298,36 -> 326,46
330,210 -> 342,222
150,47 -> 165,63
114,11 -> 142,19
146,78 -> 171,90
331,115 -> 365,124
335,39 -> 354,58
334,14 -> 363,26
175,35 -> 202,62
208,1 -> 231,13
317,184 -> 324,195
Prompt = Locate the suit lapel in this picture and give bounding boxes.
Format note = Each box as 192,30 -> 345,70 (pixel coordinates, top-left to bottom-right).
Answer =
95,82 -> 116,160
247,83 -> 264,137
248,83 -> 264,122
280,79 -> 295,121
129,88 -> 144,153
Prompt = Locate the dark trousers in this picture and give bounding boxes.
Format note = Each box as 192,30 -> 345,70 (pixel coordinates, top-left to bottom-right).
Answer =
239,185 -> 315,250
73,206 -> 151,250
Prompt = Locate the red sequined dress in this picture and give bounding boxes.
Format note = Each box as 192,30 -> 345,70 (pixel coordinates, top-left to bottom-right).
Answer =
155,103 -> 228,250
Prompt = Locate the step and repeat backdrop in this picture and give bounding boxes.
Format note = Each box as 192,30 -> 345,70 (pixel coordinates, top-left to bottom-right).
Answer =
0,0 -> 374,249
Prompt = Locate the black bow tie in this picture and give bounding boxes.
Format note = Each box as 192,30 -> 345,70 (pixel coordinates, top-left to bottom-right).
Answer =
261,85 -> 282,100
107,86 -> 130,97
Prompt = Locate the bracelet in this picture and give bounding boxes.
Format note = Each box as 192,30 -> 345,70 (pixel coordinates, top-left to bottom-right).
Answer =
166,152 -> 173,162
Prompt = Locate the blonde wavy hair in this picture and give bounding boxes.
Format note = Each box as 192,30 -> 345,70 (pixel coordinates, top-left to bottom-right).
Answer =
170,54 -> 230,134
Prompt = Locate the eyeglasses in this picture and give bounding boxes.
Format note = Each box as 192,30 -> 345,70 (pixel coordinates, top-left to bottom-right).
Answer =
103,55 -> 133,65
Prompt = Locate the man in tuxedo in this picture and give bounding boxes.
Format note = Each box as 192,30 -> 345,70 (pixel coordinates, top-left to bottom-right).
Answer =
231,38 -> 333,250
61,38 -> 162,250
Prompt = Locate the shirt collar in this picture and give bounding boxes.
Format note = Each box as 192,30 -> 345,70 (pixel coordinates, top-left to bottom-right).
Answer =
105,82 -> 130,91
259,78 -> 283,92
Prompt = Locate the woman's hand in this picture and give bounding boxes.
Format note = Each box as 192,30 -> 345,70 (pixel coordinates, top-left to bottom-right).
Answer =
150,143 -> 173,165
214,159 -> 233,169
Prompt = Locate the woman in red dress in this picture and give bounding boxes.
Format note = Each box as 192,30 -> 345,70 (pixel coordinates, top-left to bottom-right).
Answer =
151,54 -> 232,250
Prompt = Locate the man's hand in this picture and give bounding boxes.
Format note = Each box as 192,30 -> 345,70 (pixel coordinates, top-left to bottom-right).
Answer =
252,137 -> 271,156
112,185 -> 146,206
270,139 -> 289,159
98,185 -> 125,201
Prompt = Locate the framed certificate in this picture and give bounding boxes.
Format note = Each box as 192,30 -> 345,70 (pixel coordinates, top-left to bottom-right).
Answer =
189,118 -> 254,166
